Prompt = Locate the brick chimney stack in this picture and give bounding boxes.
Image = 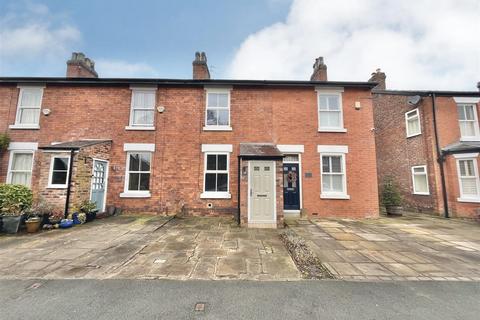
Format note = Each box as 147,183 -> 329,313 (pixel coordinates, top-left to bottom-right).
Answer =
477,81 -> 480,92
310,57 -> 328,81
192,52 -> 210,80
66,52 -> 98,78
369,68 -> 386,90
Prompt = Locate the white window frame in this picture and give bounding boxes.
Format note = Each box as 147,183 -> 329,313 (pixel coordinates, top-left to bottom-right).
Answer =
203,87 -> 232,131
454,153 -> 480,203
120,152 -> 152,198
411,165 -> 429,195
6,151 -> 35,187
317,145 -> 349,199
405,108 -> 421,138
316,87 -> 346,133
10,85 -> 44,130
47,155 -> 71,189
456,103 -> 480,141
200,144 -> 232,199
125,86 -> 157,130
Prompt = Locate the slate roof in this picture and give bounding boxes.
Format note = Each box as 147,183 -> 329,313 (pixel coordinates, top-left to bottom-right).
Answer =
442,141 -> 480,154
39,140 -> 111,150
239,143 -> 284,158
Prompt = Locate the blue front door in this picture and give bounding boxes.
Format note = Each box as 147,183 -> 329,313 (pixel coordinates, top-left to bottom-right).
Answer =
283,163 -> 300,210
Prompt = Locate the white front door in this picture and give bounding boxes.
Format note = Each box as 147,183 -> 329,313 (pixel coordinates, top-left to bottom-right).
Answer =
249,161 -> 276,223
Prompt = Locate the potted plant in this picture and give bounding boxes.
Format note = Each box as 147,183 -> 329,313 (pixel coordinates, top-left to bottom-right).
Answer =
48,209 -> 64,225
25,213 -> 41,233
0,184 -> 33,234
31,199 -> 53,227
381,177 -> 403,216
78,200 -> 98,222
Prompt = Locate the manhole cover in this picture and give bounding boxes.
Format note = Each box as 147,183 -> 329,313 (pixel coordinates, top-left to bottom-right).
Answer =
194,302 -> 206,312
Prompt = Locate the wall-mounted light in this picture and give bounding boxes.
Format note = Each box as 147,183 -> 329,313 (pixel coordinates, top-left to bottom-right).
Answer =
354,101 -> 361,110
42,108 -> 51,116
157,106 -> 165,113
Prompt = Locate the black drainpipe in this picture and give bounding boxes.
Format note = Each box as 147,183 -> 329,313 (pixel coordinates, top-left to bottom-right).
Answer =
431,93 -> 449,218
236,156 -> 241,225
64,149 -> 75,218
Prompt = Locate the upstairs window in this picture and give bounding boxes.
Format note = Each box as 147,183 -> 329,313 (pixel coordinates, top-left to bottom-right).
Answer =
411,165 -> 429,195
48,156 -> 70,188
13,87 -> 43,128
317,89 -> 345,132
457,104 -> 480,140
128,88 -> 156,129
204,88 -> 231,130
405,109 -> 421,137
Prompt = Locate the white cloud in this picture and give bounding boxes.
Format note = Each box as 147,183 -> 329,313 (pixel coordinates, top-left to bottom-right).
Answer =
228,0 -> 480,90
95,59 -> 159,78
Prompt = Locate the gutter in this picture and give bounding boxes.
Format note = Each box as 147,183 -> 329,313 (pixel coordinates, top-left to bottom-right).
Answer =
64,149 -> 75,219
430,93 -> 449,218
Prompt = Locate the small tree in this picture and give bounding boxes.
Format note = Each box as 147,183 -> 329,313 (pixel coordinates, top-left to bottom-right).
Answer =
0,133 -> 10,152
381,177 -> 403,207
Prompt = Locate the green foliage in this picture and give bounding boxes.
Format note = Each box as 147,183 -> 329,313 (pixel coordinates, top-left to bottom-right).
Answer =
30,198 -> 54,217
77,200 -> 97,213
0,184 -> 33,216
0,133 -> 10,151
381,177 -> 403,207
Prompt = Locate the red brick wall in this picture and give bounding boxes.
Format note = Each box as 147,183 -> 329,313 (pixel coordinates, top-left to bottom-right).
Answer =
0,83 -> 379,219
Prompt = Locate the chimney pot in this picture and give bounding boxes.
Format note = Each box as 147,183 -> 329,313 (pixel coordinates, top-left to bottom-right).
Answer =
368,68 -> 386,90
193,51 -> 210,80
66,52 -> 98,78
310,56 -> 327,81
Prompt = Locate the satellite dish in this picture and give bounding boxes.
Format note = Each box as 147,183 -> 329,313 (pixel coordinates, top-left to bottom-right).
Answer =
407,95 -> 422,106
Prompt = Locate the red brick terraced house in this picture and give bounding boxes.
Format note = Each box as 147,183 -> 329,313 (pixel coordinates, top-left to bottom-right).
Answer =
0,52 -> 380,228
371,70 -> 480,219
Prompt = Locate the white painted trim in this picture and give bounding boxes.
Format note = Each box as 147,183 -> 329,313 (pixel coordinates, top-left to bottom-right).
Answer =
123,152 -> 152,194
123,143 -> 155,152
8,142 -> 38,151
320,194 -> 350,200
456,156 -> 480,201
120,191 -> 151,198
317,90 -> 345,132
317,145 -> 349,153
204,88 -> 231,130
454,97 -> 480,104
200,192 -> 232,199
201,152 -> 230,195
203,86 -> 232,92
129,85 -> 157,91
411,165 -> 430,195
248,160 -> 277,224
454,153 -> 479,159
318,128 -> 347,133
457,103 -> 480,141
125,126 -> 155,131
8,124 -> 40,130
47,155 -> 71,189
314,87 -> 344,93
277,145 -> 304,153
405,108 -> 422,138
17,84 -> 46,89
202,126 -> 233,131
89,159 -> 109,212
281,153 -> 303,211
13,86 -> 44,128
201,144 -> 233,153
6,150 -> 35,187
457,197 -> 480,203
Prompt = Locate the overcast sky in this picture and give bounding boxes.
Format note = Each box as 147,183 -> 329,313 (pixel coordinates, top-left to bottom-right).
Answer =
1,0 -> 479,90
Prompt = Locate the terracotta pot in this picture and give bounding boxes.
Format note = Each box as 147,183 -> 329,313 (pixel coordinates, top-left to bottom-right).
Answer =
386,205 -> 403,216
25,218 -> 41,233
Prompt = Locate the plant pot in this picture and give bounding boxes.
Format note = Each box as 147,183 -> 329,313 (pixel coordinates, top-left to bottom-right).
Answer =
59,219 -> 73,229
72,213 -> 81,225
386,205 -> 403,216
85,211 -> 97,222
41,215 -> 50,227
1,215 -> 22,234
25,218 -> 41,233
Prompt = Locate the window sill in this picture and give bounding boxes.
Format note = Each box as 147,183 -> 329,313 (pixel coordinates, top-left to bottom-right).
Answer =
460,137 -> 480,142
407,132 -> 422,138
9,124 -> 40,130
320,193 -> 350,200
200,192 -> 231,199
120,192 -> 151,198
457,197 -> 480,203
203,126 -> 232,131
318,128 -> 347,133
47,185 -> 67,189
125,126 -> 155,131
413,192 -> 430,196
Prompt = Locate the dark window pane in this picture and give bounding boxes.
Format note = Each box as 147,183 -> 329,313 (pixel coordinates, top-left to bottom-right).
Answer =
331,156 -> 342,173
128,173 -> 140,191
139,173 -> 150,190
217,174 -> 228,191
205,173 -> 216,191
206,155 -> 216,170
52,171 -> 67,185
140,154 -> 150,171
322,156 -> 330,173
206,110 -> 217,125
129,154 -> 140,171
53,158 -> 68,170
217,155 -> 227,170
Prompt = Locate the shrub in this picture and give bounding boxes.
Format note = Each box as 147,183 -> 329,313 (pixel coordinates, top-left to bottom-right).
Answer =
77,200 -> 97,213
381,177 -> 403,207
0,184 -> 33,216
30,198 -> 54,217
0,133 -> 10,151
